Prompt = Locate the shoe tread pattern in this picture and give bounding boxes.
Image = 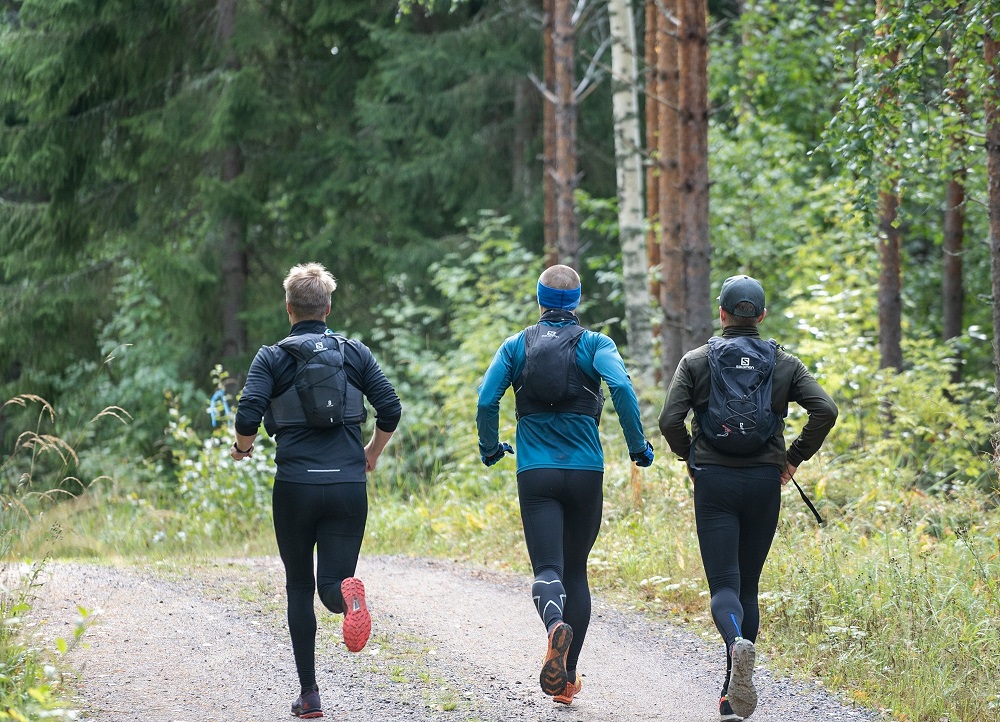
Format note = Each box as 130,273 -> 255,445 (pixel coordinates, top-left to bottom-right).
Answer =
539,623 -> 573,696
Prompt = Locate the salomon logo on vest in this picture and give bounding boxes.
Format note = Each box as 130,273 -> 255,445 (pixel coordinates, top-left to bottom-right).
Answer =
266,332 -> 366,429
698,336 -> 778,455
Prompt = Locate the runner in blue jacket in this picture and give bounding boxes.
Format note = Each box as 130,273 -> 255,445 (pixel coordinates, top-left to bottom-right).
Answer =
476,263 -> 655,706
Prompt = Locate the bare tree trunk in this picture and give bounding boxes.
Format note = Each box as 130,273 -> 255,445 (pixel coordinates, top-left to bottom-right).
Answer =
553,0 -> 579,267
876,0 -> 902,372
609,0 -> 654,394
658,0 -> 685,380
943,174 -> 966,342
543,0 -> 558,267
985,32 -> 1000,398
218,0 -> 247,361
943,38 -> 967,384
877,189 -> 903,370
676,0 -> 711,349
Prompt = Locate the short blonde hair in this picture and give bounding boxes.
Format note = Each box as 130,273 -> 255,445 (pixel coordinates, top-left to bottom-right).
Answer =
284,263 -> 337,319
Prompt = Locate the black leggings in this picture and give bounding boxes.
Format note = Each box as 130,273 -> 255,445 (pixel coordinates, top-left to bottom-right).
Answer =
692,464 -> 780,681
272,479 -> 368,690
517,468 -> 603,677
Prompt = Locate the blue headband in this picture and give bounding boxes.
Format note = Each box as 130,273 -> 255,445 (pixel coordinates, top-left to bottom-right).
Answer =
537,280 -> 581,310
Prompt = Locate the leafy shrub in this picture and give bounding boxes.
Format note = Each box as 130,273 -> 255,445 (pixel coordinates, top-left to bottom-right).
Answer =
164,378 -> 276,545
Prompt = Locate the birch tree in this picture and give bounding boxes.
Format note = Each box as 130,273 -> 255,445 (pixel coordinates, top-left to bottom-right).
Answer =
609,0 -> 654,391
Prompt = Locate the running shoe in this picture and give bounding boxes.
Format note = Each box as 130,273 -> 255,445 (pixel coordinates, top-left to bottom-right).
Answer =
727,637 -> 757,718
340,576 -> 371,653
539,621 -> 573,696
553,674 -> 582,705
719,695 -> 743,721
291,688 -> 323,719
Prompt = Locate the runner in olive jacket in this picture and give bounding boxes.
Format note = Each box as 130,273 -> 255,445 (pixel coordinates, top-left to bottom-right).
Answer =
657,275 -> 837,721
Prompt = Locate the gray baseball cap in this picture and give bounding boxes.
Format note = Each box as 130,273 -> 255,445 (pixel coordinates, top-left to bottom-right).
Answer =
718,275 -> 765,317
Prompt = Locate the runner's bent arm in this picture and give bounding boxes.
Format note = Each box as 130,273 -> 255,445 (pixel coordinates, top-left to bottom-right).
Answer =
658,356 -> 695,460
785,359 -> 838,467
586,333 -> 647,454
232,347 -> 279,458
476,337 -> 518,457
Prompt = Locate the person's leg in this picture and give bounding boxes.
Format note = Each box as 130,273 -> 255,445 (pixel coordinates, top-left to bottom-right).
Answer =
692,465 -> 744,651
557,469 -> 603,681
517,468 -> 567,630
314,482 -> 368,614
272,480 -> 324,694
735,465 -> 782,644
518,468 -> 574,698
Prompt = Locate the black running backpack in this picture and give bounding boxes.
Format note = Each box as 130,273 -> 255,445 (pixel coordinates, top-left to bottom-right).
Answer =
697,336 -> 778,455
268,332 -> 365,428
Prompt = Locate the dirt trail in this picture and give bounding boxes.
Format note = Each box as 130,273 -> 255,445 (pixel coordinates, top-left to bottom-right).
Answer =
29,556 -> 882,721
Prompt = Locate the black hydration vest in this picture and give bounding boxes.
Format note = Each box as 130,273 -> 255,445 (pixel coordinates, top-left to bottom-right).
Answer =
696,335 -> 778,455
265,331 -> 366,429
513,311 -> 604,422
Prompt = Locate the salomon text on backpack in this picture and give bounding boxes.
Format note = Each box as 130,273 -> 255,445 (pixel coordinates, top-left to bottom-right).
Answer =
697,336 -> 778,455
268,332 -> 365,428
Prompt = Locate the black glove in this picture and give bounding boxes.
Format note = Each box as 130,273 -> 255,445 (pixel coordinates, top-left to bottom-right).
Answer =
630,440 -> 654,467
482,442 -> 514,467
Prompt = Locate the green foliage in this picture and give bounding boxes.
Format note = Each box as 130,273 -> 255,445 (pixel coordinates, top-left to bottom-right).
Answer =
162,373 -> 275,544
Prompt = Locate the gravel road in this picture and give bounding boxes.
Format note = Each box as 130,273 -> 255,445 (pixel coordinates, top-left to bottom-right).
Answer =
28,556 -> 883,722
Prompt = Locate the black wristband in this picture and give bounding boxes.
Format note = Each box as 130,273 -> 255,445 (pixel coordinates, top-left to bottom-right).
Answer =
233,442 -> 253,454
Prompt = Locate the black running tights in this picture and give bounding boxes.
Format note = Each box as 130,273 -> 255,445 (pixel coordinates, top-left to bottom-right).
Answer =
517,468 -> 604,678
691,464 -> 780,685
272,479 -> 368,691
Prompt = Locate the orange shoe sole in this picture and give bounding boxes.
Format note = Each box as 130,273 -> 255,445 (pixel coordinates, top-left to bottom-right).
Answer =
539,622 -> 573,696
341,577 -> 371,653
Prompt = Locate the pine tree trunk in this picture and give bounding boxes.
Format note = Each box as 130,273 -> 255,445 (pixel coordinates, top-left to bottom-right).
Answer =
877,189 -> 903,370
658,0 -> 684,381
943,174 -> 966,344
985,33 -> 1000,398
553,0 -> 579,267
676,0 -> 711,349
609,0 -> 654,395
943,41 -> 967,384
218,0 -> 247,362
876,0 -> 902,372
543,0 -> 558,266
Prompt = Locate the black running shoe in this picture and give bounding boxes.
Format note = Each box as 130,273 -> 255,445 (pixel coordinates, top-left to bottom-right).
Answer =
719,694 -> 743,721
291,687 -> 323,718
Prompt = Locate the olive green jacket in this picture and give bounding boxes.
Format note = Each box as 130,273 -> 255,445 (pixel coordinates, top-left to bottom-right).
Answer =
657,326 -> 838,469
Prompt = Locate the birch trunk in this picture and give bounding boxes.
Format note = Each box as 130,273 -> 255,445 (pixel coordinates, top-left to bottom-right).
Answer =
553,0 -> 579,267
609,0 -> 654,394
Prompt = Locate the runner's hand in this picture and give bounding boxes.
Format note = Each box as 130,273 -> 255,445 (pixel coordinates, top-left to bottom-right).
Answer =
482,442 -> 514,467
629,440 -> 655,467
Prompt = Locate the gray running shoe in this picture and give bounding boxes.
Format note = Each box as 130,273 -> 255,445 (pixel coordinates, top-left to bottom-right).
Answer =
727,638 -> 757,718
291,687 -> 323,718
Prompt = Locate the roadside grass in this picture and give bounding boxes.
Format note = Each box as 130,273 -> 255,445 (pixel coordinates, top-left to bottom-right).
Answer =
1,395 -> 96,721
